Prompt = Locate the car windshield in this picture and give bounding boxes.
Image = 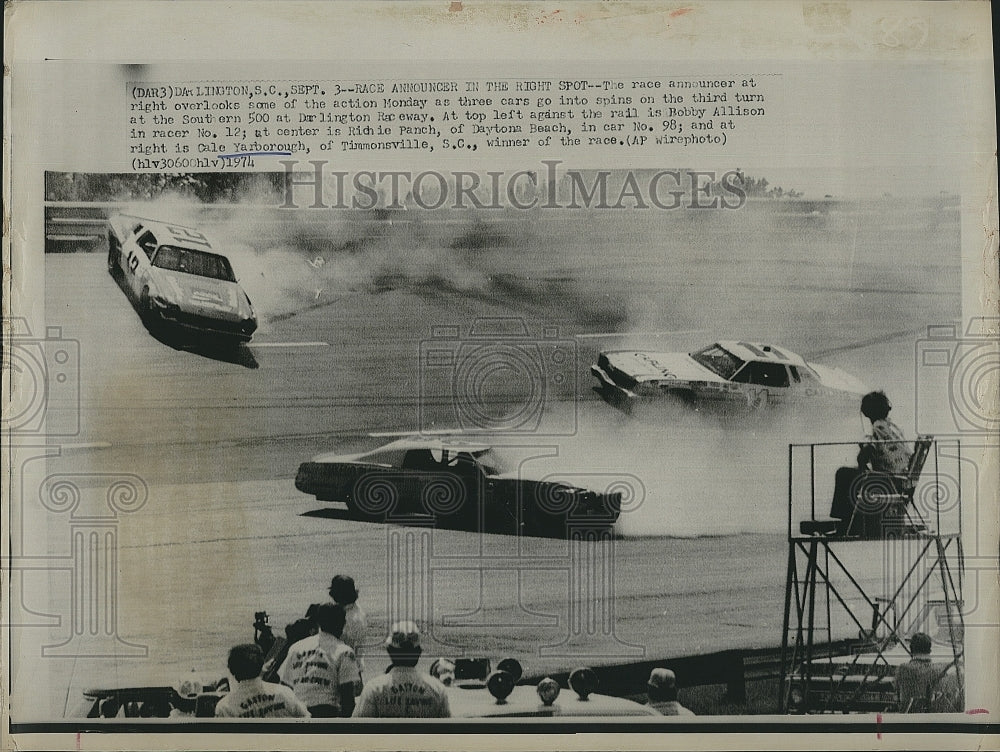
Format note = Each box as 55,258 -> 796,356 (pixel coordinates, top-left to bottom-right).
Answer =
469,448 -> 511,476
690,344 -> 745,380
152,245 -> 236,282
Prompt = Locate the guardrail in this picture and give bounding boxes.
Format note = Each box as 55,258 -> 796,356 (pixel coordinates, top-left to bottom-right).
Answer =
523,639 -> 861,708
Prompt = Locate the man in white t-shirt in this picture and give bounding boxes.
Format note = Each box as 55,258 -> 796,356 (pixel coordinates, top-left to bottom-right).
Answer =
214,644 -> 310,719
352,621 -> 451,718
278,603 -> 361,717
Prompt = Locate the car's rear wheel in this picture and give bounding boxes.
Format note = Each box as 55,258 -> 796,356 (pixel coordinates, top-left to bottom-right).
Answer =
665,389 -> 698,408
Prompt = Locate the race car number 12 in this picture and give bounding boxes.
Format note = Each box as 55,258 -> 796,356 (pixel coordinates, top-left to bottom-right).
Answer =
127,250 -> 139,273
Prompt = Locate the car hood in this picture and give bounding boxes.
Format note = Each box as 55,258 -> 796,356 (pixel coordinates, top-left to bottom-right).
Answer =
809,363 -> 869,394
152,269 -> 244,316
603,351 -> 724,384
307,449 -> 383,465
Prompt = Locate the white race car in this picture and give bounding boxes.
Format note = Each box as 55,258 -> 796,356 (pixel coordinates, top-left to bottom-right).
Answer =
591,340 -> 868,412
107,214 -> 257,342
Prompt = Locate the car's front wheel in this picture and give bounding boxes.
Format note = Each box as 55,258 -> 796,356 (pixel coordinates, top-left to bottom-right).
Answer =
107,235 -> 120,276
140,287 -> 161,333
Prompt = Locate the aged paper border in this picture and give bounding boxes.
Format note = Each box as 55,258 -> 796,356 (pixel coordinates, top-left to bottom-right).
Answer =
3,1 -> 997,750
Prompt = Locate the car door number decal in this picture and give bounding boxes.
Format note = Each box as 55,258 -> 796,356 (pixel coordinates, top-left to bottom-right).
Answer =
166,225 -> 212,248
127,250 -> 139,273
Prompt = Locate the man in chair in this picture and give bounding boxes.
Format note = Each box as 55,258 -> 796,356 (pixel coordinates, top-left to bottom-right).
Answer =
830,391 -> 913,537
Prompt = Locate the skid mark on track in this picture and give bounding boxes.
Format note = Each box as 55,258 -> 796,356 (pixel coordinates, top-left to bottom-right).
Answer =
805,326 -> 927,359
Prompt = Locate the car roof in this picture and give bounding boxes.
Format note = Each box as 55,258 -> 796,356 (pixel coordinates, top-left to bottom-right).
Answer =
714,341 -> 808,366
374,436 -> 495,455
123,215 -> 219,253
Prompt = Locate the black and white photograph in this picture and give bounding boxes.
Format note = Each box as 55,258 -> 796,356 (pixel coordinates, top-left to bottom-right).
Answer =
3,2 -> 997,750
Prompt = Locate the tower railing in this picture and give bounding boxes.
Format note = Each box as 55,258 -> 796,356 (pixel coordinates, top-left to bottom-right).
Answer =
779,438 -> 965,713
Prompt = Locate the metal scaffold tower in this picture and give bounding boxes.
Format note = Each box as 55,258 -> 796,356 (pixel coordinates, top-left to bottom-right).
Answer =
779,437 -> 965,713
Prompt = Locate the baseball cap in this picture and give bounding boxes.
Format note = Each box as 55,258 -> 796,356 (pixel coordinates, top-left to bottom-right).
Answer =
647,667 -> 677,690
328,574 -> 359,603
385,621 -> 421,650
908,632 -> 933,654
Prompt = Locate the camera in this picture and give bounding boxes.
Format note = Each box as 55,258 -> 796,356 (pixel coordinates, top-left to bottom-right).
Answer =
418,317 -> 577,435
2,319 -> 80,437
914,320 -> 1000,435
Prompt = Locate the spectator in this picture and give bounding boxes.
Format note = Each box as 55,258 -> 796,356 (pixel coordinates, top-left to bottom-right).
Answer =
896,632 -> 957,712
830,390 -> 912,535
329,574 -> 368,689
352,621 -> 451,718
214,644 -> 309,719
429,658 -> 456,687
278,603 -> 360,717
646,668 -> 694,716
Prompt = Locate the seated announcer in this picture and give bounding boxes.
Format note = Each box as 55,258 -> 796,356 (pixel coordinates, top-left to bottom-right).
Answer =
829,390 -> 912,536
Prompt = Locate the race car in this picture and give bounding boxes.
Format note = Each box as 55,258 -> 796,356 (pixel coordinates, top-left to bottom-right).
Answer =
107,214 -> 257,342
591,340 -> 868,413
294,435 -> 624,537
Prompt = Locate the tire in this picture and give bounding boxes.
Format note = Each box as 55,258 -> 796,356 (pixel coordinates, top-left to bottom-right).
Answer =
107,235 -> 119,275
666,389 -> 698,408
140,287 -> 160,333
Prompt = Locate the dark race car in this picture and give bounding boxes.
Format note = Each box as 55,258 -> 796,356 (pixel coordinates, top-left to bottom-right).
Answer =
295,435 -> 625,538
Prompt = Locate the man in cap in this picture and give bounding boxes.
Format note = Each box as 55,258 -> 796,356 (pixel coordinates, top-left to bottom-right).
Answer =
352,621 -> 451,718
215,644 -> 310,719
645,668 -> 694,716
328,574 -> 367,690
896,632 -> 956,712
278,603 -> 361,717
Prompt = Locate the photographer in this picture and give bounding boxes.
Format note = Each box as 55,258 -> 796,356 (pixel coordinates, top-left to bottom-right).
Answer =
278,603 -> 360,717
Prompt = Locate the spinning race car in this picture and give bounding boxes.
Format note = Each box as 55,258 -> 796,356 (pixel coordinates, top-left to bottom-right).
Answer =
108,214 -> 258,342
591,340 -> 867,413
295,435 -> 626,538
